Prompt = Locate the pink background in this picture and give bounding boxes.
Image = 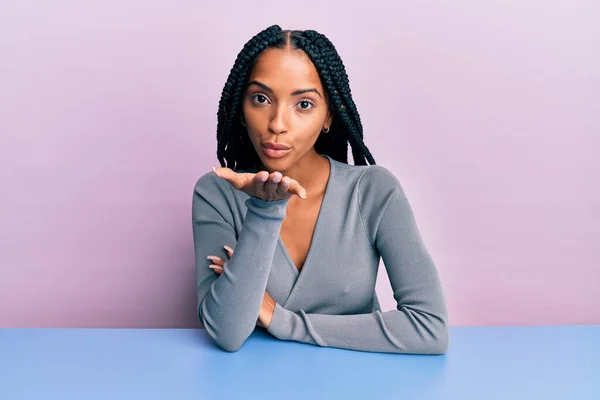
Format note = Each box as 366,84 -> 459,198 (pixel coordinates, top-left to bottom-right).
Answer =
1,1 -> 598,328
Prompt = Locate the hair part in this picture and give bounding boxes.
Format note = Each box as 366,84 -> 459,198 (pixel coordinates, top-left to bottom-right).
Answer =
216,25 -> 376,169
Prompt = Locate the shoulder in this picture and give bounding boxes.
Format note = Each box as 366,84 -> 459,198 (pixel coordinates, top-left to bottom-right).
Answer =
358,165 -> 402,193
332,164 -> 402,244
351,165 -> 414,244
192,170 -> 236,212
194,170 -> 228,194
329,159 -> 404,207
356,165 -> 404,209
332,158 -> 401,188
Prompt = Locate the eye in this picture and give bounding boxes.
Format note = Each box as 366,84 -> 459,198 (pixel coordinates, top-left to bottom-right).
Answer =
250,94 -> 270,105
297,99 -> 315,110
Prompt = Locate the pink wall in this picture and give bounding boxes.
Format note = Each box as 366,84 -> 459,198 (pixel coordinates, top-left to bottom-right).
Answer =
1,1 -> 598,328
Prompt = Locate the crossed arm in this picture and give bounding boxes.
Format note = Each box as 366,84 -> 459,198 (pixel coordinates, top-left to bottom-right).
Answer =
193,170 -> 449,354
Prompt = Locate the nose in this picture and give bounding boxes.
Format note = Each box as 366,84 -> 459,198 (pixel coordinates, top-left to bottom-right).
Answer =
267,104 -> 288,135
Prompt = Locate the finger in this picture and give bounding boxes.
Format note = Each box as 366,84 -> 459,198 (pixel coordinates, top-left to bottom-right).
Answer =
209,265 -> 223,275
275,176 -> 292,197
246,171 -> 269,197
212,167 -> 236,183
288,179 -> 307,199
224,245 -> 234,259
207,255 -> 225,267
252,171 -> 269,184
264,172 -> 282,198
214,168 -> 256,190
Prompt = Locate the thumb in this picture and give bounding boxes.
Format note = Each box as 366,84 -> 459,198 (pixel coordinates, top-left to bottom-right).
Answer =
213,167 -> 241,188
212,166 -> 231,179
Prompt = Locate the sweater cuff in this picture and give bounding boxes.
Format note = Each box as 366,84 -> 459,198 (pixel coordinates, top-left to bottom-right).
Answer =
245,196 -> 290,220
267,303 -> 296,340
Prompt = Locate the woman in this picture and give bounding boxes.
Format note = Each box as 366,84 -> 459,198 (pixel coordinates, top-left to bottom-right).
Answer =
192,25 -> 449,354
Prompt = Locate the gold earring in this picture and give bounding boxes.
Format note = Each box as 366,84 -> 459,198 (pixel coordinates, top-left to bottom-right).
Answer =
322,125 -> 330,134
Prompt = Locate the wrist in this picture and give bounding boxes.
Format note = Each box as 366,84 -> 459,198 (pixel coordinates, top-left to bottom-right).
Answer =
245,196 -> 289,221
260,293 -> 277,328
264,303 -> 295,340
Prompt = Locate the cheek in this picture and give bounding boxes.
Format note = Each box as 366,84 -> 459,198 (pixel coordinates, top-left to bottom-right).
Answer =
242,103 -> 265,131
243,125 -> 261,150
297,113 -> 327,140
290,106 -> 327,129
242,103 -> 261,136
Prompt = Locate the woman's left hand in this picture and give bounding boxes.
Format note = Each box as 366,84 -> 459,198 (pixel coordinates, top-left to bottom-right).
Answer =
207,245 -> 276,329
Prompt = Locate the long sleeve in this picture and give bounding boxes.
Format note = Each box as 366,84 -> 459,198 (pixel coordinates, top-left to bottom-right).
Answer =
266,166 -> 449,354
192,172 -> 289,352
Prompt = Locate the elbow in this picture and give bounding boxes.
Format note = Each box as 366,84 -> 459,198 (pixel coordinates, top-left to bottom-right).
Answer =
391,307 -> 450,355
426,313 -> 450,355
203,321 -> 251,352
199,308 -> 252,353
403,308 -> 449,355
215,336 -> 246,352
429,325 -> 449,355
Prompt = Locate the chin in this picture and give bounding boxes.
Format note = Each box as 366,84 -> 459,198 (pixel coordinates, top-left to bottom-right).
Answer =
259,156 -> 293,172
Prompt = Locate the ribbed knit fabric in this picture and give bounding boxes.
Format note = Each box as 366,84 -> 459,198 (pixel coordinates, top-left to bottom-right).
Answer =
192,155 -> 448,354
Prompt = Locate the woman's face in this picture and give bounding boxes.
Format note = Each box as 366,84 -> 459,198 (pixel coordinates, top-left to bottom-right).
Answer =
242,47 -> 333,172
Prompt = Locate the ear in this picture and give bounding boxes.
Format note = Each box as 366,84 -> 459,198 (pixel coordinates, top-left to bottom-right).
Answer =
325,109 -> 334,128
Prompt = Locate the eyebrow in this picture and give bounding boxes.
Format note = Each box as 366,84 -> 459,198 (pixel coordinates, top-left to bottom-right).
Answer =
247,80 -> 323,99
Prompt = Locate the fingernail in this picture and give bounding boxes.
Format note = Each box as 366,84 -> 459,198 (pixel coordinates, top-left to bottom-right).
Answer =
224,245 -> 233,253
207,255 -> 221,261
273,173 -> 281,183
209,265 -> 223,270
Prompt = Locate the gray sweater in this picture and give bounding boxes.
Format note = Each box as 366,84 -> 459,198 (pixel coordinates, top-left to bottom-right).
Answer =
192,155 -> 449,354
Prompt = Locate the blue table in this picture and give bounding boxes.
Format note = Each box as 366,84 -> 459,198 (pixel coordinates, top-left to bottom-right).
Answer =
0,326 -> 598,399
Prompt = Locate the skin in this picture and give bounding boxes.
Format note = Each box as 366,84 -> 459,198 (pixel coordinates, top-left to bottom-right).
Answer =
211,47 -> 335,328
242,47 -> 333,189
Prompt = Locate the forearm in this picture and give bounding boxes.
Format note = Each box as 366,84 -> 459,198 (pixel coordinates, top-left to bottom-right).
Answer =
200,196 -> 288,351
266,303 -> 448,354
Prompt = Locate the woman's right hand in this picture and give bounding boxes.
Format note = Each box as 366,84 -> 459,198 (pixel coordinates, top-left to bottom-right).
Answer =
212,167 -> 307,202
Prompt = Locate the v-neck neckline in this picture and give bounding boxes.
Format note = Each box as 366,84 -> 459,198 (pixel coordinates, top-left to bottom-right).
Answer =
277,154 -> 335,278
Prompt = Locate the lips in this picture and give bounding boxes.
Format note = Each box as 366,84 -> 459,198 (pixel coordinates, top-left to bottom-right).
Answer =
261,142 -> 291,159
262,142 -> 291,150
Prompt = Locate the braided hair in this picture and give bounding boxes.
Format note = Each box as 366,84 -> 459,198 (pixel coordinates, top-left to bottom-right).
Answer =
216,25 -> 376,170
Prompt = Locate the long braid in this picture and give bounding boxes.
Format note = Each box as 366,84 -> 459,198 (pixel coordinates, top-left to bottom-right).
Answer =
293,37 -> 348,162
303,31 -> 375,165
215,25 -> 376,169
216,25 -> 282,168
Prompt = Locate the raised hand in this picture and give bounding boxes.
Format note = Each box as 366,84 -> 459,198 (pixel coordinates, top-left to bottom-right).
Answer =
212,167 -> 306,202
